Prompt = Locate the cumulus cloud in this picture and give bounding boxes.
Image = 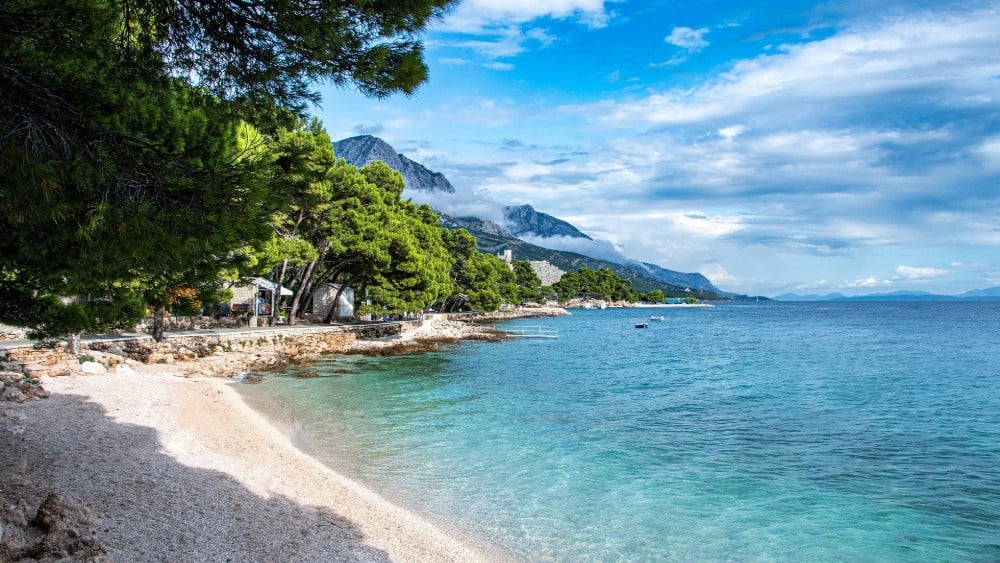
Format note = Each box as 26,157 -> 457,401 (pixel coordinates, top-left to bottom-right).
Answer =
894,265 -> 948,279
540,8 -> 1000,264
841,276 -> 893,288
430,0 -> 609,68
405,184 -> 507,225
665,26 -> 710,51
569,10 -> 1000,128
440,0 -> 611,34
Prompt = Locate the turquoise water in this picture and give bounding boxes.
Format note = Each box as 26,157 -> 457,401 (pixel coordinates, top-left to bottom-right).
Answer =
238,302 -> 1000,561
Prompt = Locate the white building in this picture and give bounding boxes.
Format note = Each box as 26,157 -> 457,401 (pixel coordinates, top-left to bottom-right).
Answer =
230,277 -> 293,318
310,284 -> 355,320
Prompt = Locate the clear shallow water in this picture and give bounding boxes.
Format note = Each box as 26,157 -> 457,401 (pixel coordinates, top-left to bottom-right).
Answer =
238,302 -> 1000,561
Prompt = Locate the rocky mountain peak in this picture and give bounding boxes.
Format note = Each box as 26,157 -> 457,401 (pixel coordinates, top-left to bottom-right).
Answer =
333,135 -> 455,193
503,204 -> 592,240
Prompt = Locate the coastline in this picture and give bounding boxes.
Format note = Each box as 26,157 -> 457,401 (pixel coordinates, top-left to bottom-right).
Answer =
0,312 -> 563,561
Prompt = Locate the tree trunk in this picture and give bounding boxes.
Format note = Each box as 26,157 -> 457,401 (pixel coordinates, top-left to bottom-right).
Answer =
323,280 -> 355,324
272,258 -> 289,324
289,257 -> 320,325
151,305 -> 166,342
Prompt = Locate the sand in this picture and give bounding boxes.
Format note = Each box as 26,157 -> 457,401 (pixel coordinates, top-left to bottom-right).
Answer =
0,367 -> 507,561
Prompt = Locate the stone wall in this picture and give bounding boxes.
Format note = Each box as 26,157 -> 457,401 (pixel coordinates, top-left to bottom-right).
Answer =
84,328 -> 360,365
0,323 -> 417,379
529,260 -> 566,286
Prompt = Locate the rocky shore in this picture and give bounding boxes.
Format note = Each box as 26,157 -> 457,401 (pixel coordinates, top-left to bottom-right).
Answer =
1,310 -> 564,561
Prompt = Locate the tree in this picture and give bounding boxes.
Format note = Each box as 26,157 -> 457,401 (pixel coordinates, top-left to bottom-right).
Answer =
441,230 -> 517,312
1,0 -> 454,341
641,290 -> 666,303
552,268 -> 637,303
118,0 -> 458,111
513,260 -> 543,303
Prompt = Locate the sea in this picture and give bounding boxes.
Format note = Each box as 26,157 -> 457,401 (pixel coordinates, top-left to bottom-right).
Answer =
236,302 -> 1000,561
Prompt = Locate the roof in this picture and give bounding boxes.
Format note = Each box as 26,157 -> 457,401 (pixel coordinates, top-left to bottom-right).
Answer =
253,277 -> 293,296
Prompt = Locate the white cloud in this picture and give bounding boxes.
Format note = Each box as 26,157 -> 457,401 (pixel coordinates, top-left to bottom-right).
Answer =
439,0 -> 610,34
438,57 -> 471,66
519,235 -> 628,263
894,265 -> 948,280
718,125 -> 745,140
447,98 -> 520,127
649,54 -> 690,68
665,26 -> 710,51
841,276 -> 893,288
700,263 -> 739,286
484,61 -> 516,71
571,10 -> 1000,128
504,162 -> 552,181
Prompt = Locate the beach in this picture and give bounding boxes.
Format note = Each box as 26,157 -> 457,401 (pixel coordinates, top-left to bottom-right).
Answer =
0,317 -> 536,562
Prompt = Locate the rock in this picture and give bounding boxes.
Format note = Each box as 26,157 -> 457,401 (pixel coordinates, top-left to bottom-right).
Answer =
115,363 -> 134,375
0,371 -> 22,385
79,361 -> 107,375
1,386 -> 27,402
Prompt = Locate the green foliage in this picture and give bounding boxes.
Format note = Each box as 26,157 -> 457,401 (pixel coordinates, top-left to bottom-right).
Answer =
552,268 -> 637,303
440,230 -> 517,312
116,0 -> 459,112
513,259 -> 544,303
0,281 -> 146,340
641,290 -> 666,303
1,0 -> 454,338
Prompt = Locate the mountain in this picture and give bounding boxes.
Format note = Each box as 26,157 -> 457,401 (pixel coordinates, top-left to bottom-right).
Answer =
332,135 -> 743,299
773,293 -> 847,301
775,288 -> 1000,301
441,214 -> 728,298
503,204 -> 592,240
439,215 -> 514,239
831,291 -> 957,302
628,260 -> 721,293
333,135 -> 455,193
959,286 -> 1000,299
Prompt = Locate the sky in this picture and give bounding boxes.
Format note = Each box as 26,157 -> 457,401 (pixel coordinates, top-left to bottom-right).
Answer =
313,0 -> 1000,297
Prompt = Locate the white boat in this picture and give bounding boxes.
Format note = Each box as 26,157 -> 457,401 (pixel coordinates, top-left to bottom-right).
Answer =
635,322 -> 649,329
649,315 -> 665,321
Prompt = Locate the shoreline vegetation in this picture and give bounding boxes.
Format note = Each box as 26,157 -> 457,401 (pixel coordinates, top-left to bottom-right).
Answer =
0,307 -> 565,562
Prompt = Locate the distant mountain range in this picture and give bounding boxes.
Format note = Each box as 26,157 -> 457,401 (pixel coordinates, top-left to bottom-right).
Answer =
774,288 -> 1000,301
440,215 -> 723,296
333,135 -> 746,299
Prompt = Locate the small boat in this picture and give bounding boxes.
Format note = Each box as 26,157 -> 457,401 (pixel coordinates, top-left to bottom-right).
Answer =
649,315 -> 665,322
635,322 -> 649,329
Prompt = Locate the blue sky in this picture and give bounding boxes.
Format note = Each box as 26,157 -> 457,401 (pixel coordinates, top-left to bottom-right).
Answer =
313,0 -> 1000,297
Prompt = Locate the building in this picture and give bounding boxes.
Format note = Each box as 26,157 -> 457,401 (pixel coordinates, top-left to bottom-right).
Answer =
310,284 -> 355,321
229,278 -> 292,316
496,249 -> 513,270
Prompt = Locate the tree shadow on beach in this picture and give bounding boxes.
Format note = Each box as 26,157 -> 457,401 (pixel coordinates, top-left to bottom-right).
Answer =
0,391 -> 393,562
